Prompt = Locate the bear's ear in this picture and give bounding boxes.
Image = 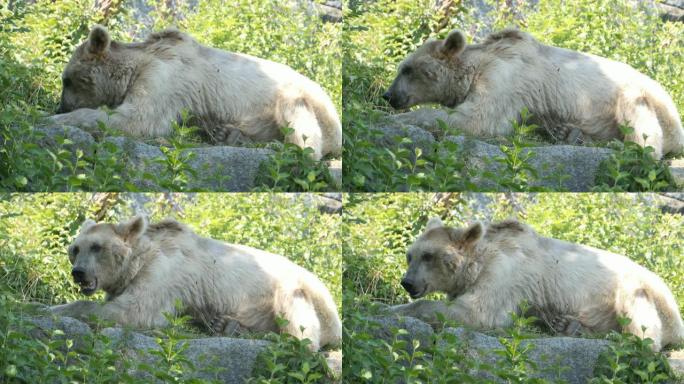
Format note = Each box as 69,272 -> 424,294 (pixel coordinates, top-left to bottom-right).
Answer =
87,25 -> 111,55
425,217 -> 444,231
459,222 -> 483,248
116,215 -> 148,243
441,30 -> 466,56
79,219 -> 96,234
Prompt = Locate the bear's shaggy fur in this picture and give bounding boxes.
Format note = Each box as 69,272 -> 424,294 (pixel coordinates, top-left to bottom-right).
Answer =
391,217 -> 684,351
50,25 -> 341,160
50,216 -> 341,351
384,28 -> 684,159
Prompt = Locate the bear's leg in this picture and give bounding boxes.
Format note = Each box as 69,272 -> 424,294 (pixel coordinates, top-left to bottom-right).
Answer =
622,289 -> 663,351
389,108 -> 451,133
48,104 -> 172,138
283,102 -> 324,160
280,292 -> 322,351
622,104 -> 664,159
389,299 -> 451,326
50,299 -> 162,327
50,300 -> 102,319
48,108 -> 114,137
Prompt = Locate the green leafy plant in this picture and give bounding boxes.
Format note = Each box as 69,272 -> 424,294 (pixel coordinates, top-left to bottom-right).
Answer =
147,111 -> 201,191
591,317 -> 675,384
253,128 -> 336,192
248,317 -> 333,384
486,109 -> 551,192
593,127 -> 678,192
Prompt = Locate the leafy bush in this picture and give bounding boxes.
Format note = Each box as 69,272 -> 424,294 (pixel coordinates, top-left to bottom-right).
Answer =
593,128 -> 678,192
591,318 -> 675,384
253,128 -> 339,192
248,318 -> 334,384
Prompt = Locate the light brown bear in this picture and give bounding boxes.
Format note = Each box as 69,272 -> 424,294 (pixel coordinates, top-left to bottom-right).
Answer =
49,25 -> 342,160
49,216 -> 342,351
390,217 -> 684,351
383,28 -> 684,159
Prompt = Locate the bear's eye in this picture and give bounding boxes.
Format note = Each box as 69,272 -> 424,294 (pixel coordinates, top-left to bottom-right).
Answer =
401,66 -> 413,75
72,246 -> 79,256
90,244 -> 101,253
63,77 -> 72,88
422,252 -> 434,262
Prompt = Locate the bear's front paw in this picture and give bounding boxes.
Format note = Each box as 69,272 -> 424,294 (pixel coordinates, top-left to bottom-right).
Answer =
208,315 -> 245,337
390,109 -> 450,130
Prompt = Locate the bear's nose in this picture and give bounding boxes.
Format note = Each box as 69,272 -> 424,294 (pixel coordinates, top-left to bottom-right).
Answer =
382,91 -> 391,101
400,278 -> 415,294
71,267 -> 86,283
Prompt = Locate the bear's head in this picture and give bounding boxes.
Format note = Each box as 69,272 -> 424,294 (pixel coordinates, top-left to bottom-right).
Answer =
57,25 -> 133,114
382,30 -> 474,110
401,217 -> 484,299
67,215 -> 147,296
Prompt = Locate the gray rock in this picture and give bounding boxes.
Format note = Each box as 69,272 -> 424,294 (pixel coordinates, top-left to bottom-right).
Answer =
668,159 -> 684,188
324,350 -> 343,379
327,159 -> 342,188
444,327 -> 610,384
317,196 -> 343,214
372,118 -> 615,191
358,315 -> 684,383
25,314 -> 340,383
655,193 -> 684,215
35,125 -> 96,149
374,113 -> 437,154
102,327 -> 271,383
31,126 -> 339,191
26,314 -> 94,351
446,135 -> 614,191
315,2 -> 343,22
105,136 -> 274,191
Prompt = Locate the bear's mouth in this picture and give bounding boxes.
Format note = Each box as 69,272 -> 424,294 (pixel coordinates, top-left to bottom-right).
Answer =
79,278 -> 98,295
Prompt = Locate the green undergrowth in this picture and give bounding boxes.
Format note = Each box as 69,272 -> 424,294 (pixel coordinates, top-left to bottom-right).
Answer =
0,0 -> 340,192
343,0 -> 684,192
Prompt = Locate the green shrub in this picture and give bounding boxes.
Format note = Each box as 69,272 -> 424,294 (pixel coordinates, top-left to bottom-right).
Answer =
248,318 -> 334,384
593,128 -> 678,192
253,128 -> 338,192
591,318 -> 675,383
